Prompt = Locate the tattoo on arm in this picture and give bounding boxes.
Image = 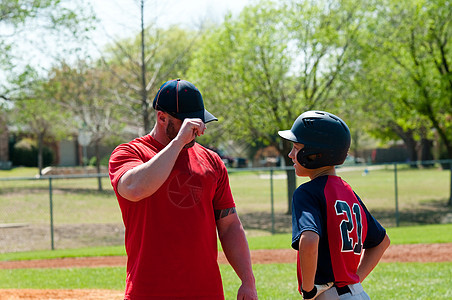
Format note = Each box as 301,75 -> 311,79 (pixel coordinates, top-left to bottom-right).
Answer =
215,207 -> 236,220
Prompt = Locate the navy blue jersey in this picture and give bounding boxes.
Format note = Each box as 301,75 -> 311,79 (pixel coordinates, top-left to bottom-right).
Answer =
292,175 -> 386,288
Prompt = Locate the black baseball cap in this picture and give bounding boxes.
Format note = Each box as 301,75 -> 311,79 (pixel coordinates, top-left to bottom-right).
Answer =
152,79 -> 218,123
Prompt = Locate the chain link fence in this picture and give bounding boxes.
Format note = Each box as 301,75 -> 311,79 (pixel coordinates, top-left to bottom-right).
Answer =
1,160 -> 451,253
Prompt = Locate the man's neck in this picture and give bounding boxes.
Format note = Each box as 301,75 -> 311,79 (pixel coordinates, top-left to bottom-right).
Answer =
149,126 -> 171,146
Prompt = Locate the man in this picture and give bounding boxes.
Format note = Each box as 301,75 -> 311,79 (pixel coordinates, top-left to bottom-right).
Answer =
109,79 -> 257,300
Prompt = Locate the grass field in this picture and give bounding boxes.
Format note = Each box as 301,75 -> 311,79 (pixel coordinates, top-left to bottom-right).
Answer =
1,165 -> 450,226
1,167 -> 452,298
0,224 -> 452,299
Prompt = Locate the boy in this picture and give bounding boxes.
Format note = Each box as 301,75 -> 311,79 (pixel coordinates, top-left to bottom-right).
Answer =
278,111 -> 390,299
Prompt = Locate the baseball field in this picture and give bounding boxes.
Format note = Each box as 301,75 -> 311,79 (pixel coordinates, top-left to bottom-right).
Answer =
0,224 -> 451,299
1,166 -> 451,299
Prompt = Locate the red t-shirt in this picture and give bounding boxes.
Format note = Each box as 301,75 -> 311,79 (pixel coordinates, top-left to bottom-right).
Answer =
109,135 -> 235,299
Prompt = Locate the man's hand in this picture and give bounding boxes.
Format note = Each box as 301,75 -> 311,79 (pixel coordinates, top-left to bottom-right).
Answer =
175,118 -> 206,146
302,282 -> 333,299
237,282 -> 258,300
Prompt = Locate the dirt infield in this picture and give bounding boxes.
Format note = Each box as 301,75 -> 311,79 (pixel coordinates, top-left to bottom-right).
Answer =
1,243 -> 451,299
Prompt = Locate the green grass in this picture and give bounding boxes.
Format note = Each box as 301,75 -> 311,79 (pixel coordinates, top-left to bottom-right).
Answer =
0,166 -> 450,226
0,267 -> 126,290
1,223 -> 451,262
0,167 -> 39,178
0,246 -> 126,262
336,165 -> 450,211
0,263 -> 451,299
0,224 -> 451,298
385,223 -> 452,244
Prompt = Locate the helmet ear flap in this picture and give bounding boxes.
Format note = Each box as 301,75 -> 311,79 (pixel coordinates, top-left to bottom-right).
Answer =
296,150 -> 305,167
296,148 -> 322,169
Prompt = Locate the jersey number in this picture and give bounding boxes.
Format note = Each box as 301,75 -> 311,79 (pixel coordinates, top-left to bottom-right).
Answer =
335,200 -> 363,254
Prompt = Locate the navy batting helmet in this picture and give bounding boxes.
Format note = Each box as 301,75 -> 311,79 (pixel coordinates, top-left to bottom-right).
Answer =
278,111 -> 351,169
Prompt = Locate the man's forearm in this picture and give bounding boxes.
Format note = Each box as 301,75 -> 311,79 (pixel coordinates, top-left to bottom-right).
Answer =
218,216 -> 255,286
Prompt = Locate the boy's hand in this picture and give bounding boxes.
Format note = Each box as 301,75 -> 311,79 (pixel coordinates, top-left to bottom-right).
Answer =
302,282 -> 333,299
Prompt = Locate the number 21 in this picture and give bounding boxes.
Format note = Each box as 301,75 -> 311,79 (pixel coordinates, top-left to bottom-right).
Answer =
335,200 -> 363,254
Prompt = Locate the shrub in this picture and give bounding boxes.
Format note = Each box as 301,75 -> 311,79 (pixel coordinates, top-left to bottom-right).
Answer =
10,138 -> 54,167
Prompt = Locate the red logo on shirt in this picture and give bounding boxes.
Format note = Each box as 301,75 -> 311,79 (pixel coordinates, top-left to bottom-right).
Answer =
167,173 -> 203,208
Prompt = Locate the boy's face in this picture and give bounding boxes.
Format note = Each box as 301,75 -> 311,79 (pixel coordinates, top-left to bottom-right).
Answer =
288,142 -> 309,177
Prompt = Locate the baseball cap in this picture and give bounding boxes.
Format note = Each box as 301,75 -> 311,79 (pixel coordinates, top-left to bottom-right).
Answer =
152,79 -> 218,123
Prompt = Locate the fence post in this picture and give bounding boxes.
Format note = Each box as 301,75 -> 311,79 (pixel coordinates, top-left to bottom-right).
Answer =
270,169 -> 275,234
394,163 -> 399,227
450,161 -> 452,206
49,177 -> 55,250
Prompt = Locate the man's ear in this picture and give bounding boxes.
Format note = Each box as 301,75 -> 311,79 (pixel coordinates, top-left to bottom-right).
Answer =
156,111 -> 168,125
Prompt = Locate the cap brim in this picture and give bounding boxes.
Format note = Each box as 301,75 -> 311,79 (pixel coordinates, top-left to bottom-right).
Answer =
203,110 -> 218,123
175,109 -> 218,123
278,130 -> 299,143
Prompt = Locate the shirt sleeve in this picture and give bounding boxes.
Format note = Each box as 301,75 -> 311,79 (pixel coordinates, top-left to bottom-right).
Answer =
211,154 -> 235,211
108,143 -> 150,199
355,194 -> 386,249
291,187 -> 323,250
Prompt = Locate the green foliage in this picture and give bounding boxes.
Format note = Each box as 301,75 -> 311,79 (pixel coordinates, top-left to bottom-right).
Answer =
350,0 -> 452,158
189,0 -> 368,168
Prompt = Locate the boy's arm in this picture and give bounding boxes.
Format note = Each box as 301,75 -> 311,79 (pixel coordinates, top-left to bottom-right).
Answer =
299,231 -> 319,293
356,233 -> 391,282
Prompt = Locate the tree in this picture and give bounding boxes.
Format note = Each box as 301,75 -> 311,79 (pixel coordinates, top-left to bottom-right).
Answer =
46,59 -> 124,190
0,0 -> 96,80
101,6 -> 199,135
0,0 -> 96,170
9,67 -> 68,175
357,0 -> 452,161
189,0 -> 365,213
346,45 -> 432,164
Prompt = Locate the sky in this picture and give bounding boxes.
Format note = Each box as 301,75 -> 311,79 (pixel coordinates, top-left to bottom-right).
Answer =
1,0 -> 250,83
89,0 -> 250,52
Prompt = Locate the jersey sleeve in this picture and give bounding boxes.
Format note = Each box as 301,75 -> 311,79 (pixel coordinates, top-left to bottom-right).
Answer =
355,193 -> 386,249
291,187 -> 323,250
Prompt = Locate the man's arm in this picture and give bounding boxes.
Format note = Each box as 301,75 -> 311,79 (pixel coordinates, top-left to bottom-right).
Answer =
216,209 -> 258,300
356,233 -> 390,282
117,138 -> 185,201
118,117 -> 205,202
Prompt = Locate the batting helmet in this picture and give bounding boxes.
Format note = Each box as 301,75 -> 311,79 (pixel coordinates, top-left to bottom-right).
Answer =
278,111 -> 351,169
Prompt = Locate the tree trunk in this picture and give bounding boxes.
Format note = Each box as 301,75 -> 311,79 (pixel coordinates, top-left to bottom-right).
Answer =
140,0 -> 149,133
419,137 -> 434,167
391,123 -> 417,167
